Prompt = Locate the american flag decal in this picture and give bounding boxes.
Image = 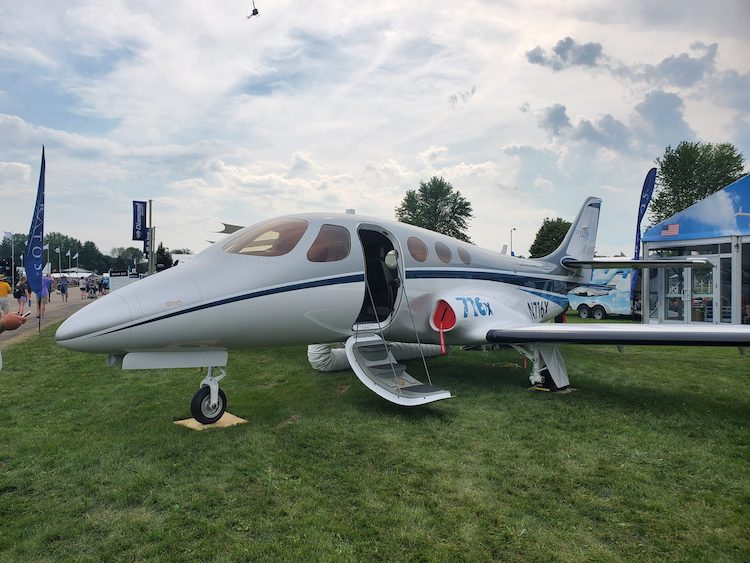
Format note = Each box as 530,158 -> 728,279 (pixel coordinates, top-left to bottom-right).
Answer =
661,223 -> 680,236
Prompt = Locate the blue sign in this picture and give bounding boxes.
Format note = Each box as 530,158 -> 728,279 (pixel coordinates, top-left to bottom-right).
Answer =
132,201 -> 147,241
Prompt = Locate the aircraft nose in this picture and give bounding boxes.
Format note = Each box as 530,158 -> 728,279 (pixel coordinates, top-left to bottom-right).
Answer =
56,293 -> 134,352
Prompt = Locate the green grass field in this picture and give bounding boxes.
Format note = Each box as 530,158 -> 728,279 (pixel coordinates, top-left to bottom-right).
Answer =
1,323 -> 748,561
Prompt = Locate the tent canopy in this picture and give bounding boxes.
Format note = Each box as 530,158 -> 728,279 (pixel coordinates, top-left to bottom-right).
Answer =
643,175 -> 750,243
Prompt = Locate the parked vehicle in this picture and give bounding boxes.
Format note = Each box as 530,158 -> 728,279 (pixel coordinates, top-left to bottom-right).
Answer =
568,269 -> 634,320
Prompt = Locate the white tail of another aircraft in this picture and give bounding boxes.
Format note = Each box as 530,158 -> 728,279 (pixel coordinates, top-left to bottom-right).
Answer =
535,196 -> 602,274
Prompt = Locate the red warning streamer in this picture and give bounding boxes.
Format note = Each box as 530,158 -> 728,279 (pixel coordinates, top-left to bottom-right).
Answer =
433,300 -> 456,355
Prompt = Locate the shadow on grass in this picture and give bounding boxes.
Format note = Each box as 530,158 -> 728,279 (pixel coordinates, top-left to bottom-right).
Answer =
568,374 -> 750,424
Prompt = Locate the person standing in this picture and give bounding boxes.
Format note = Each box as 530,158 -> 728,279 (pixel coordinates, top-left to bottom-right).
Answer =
0,274 -> 11,319
36,273 -> 52,318
59,275 -> 69,303
14,276 -> 31,315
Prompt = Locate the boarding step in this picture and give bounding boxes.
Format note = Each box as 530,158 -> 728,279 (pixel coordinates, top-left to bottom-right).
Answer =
344,335 -> 451,406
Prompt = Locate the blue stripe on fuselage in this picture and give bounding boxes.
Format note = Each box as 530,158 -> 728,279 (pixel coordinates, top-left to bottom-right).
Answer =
101,268 -> 576,337
405,269 -> 579,295
102,273 -> 366,336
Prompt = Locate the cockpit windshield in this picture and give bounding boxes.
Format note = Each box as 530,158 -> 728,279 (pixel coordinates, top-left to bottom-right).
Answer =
224,218 -> 309,257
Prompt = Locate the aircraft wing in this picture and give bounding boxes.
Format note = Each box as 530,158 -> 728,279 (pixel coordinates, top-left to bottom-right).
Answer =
562,257 -> 714,269
486,323 -> 750,346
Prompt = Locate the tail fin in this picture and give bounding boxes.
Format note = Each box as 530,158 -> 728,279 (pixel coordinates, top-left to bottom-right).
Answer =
540,196 -> 601,268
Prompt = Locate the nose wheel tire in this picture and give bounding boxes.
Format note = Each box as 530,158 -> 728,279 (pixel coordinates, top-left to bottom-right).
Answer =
190,386 -> 227,425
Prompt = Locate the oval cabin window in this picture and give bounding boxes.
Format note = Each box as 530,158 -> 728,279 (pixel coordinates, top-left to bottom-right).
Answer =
307,225 -> 351,262
224,218 -> 309,257
407,237 -> 429,262
435,242 -> 452,264
457,247 -> 471,265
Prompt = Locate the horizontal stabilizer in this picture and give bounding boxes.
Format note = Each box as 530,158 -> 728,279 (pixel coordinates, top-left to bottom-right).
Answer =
487,323 -> 750,346
562,257 -> 714,269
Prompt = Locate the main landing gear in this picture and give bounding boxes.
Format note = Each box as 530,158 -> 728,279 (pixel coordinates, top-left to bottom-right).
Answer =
512,344 -> 571,393
190,366 -> 227,424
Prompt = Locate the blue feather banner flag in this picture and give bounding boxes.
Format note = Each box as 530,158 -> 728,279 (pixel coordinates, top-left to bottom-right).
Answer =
24,147 -> 46,296
630,167 -> 657,303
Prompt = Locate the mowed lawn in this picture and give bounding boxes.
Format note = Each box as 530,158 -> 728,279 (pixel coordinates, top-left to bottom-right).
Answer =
1,323 -> 748,561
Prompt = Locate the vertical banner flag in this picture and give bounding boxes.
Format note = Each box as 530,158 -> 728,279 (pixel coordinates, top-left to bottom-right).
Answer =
630,167 -> 657,303
132,201 -> 147,240
24,147 -> 46,296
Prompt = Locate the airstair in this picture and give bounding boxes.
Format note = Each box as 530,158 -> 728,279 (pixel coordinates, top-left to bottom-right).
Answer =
345,333 -> 451,406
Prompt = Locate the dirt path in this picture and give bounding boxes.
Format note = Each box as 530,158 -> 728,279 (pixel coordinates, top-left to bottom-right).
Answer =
0,290 -> 94,350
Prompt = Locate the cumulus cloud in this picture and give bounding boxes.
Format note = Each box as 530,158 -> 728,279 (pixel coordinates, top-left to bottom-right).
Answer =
527,36 -> 747,117
0,161 -> 33,197
572,115 -> 632,151
632,41 -> 717,87
538,104 -> 571,136
634,90 -> 694,146
537,104 -> 632,151
417,145 -> 449,166
712,69 -> 750,113
526,37 -> 604,71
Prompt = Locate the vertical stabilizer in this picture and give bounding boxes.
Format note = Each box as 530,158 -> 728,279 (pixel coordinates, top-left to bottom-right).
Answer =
538,196 -> 601,269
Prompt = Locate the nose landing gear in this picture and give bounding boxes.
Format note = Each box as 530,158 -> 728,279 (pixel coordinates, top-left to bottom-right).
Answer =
190,366 -> 228,424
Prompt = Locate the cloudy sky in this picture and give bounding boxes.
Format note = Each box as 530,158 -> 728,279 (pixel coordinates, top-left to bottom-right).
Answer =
1,0 -> 748,257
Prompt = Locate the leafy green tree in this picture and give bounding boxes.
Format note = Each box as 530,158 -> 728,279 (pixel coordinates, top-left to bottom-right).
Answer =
395,176 -> 473,242
649,141 -> 746,224
529,217 -> 571,258
110,246 -> 144,272
79,240 -> 111,273
45,232 -> 82,272
0,233 -> 27,275
155,242 -> 173,269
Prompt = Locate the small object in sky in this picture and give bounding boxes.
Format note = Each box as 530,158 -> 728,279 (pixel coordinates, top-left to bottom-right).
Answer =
247,1 -> 259,18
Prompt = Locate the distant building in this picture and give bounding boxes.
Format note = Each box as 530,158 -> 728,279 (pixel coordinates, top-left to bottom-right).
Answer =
642,175 -> 750,325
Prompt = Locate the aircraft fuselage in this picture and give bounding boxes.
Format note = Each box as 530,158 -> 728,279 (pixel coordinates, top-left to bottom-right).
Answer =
55,213 -> 576,355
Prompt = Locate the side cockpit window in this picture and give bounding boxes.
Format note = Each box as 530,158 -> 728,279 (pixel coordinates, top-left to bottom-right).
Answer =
307,224 -> 351,262
224,218 -> 309,257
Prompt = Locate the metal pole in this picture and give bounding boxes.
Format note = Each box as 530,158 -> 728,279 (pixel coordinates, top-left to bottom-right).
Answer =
510,227 -> 516,256
10,232 -> 15,288
148,199 -> 154,275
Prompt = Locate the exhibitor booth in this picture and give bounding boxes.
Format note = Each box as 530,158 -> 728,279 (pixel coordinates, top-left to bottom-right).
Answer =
642,175 -> 750,325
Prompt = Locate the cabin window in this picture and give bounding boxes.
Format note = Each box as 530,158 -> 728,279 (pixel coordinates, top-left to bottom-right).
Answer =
457,247 -> 471,265
307,225 -> 351,262
407,237 -> 428,262
224,218 -> 309,256
435,242 -> 452,264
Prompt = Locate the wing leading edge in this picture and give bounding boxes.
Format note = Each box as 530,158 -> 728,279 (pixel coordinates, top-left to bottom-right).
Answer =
487,323 -> 750,347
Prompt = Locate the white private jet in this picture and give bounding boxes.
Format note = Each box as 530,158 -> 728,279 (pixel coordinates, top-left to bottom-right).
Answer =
55,197 -> 749,423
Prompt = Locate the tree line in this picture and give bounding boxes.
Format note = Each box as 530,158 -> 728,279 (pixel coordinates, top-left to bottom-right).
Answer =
0,232 -> 181,277
396,141 -> 746,256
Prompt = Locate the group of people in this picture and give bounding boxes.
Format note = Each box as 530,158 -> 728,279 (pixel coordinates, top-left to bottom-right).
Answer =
0,272 -> 61,322
79,275 -> 108,299
0,274 -> 28,335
